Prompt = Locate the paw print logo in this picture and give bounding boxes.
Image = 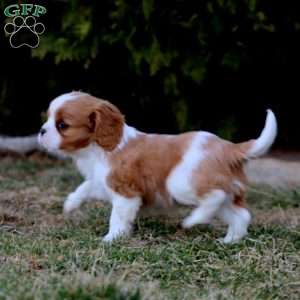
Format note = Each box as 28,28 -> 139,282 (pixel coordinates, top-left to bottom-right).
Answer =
4,16 -> 45,48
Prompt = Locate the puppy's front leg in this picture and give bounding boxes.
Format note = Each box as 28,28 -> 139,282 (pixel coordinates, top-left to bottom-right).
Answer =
64,180 -> 92,214
103,195 -> 141,243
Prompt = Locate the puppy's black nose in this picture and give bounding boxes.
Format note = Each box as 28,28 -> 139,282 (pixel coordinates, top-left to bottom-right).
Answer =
40,128 -> 46,136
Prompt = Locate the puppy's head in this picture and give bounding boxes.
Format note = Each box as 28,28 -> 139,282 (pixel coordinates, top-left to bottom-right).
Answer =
39,92 -> 124,153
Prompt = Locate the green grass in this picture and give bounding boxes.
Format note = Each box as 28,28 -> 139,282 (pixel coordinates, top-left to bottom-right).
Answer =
0,155 -> 299,299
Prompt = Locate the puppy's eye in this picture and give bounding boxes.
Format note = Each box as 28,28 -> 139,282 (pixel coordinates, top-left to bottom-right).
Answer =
57,121 -> 69,130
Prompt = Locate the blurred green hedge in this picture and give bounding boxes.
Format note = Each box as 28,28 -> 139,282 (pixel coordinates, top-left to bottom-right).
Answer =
0,0 -> 299,142
32,0 -> 291,131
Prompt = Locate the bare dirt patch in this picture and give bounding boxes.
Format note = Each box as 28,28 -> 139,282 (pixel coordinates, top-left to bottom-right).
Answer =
246,152 -> 300,188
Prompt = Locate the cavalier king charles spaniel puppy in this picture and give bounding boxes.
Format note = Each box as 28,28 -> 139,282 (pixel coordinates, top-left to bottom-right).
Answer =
39,92 -> 277,243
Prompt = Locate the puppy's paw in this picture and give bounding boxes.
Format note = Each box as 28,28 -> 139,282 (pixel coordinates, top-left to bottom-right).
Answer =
102,231 -> 129,243
181,216 -> 194,229
102,233 -> 118,243
217,234 -> 243,244
63,195 -> 78,215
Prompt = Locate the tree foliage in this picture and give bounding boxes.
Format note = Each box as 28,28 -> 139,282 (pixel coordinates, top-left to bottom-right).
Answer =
0,0 -> 299,142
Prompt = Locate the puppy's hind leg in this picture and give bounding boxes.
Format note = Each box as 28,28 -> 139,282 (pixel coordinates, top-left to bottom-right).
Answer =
182,189 -> 227,229
217,198 -> 251,244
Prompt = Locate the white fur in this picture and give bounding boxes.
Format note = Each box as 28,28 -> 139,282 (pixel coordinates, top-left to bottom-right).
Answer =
182,190 -> 226,228
63,181 -> 92,213
247,109 -> 277,158
103,194 -> 142,242
38,116 -> 61,152
166,132 -> 213,206
117,124 -> 140,150
217,201 -> 251,243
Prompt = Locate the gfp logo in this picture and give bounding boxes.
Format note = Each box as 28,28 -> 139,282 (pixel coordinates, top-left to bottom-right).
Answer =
3,4 -> 47,48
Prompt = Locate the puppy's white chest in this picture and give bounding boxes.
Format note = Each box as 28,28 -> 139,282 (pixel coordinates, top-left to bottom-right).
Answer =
76,158 -> 95,179
74,147 -> 112,201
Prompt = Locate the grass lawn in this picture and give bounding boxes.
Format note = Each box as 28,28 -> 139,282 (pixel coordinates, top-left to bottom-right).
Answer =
0,155 -> 299,299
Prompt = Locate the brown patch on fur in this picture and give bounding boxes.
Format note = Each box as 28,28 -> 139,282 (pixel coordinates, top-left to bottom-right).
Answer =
108,133 -> 195,207
55,94 -> 124,151
192,137 -> 254,206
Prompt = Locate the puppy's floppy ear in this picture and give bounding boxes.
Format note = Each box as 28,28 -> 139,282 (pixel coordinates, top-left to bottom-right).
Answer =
89,101 -> 124,151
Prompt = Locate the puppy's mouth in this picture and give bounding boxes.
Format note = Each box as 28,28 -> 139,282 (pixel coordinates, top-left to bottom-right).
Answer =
38,135 -> 67,158
38,134 -> 56,152
37,133 -> 49,149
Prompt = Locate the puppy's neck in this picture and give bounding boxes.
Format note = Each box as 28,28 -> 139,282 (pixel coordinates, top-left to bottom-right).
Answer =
70,143 -> 106,179
72,142 -> 106,161
69,124 -> 140,179
116,124 -> 140,150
